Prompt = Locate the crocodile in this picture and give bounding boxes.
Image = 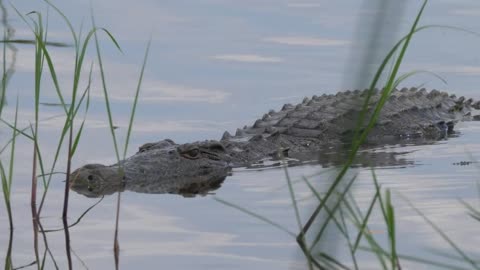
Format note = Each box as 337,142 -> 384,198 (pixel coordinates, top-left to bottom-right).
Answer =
70,87 -> 480,197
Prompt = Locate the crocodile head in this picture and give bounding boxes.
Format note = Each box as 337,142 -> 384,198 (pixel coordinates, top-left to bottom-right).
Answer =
70,164 -> 126,198
70,139 -> 232,198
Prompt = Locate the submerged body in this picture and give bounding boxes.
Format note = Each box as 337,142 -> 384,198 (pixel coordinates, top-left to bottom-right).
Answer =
71,88 -> 480,197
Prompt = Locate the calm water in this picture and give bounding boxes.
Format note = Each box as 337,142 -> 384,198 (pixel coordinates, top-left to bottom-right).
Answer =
1,0 -> 480,269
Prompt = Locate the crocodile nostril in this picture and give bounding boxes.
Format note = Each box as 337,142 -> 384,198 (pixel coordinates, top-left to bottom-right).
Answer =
209,142 -> 226,152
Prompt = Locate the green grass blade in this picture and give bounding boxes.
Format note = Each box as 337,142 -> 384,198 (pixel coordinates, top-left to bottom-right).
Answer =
283,164 -> 313,270
7,97 -> 19,192
342,191 -> 388,269
309,175 -> 357,251
301,176 -> 348,237
385,189 -> 398,270
71,63 -> 93,156
41,196 -> 104,233
0,29 -> 7,118
352,187 -> 379,253
399,193 -> 480,270
123,37 -> 150,159
358,246 -> 471,270
0,161 -> 9,199
91,13 -> 120,163
0,119 -> 34,140
316,253 -> 350,270
214,197 -> 296,238
43,0 -> 78,47
459,199 -> 480,221
393,70 -> 447,89
0,38 -> 69,47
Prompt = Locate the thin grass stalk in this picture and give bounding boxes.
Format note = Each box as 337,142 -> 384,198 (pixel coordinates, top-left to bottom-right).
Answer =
214,197 -> 296,237
399,193 -> 480,269
302,176 -> 361,269
0,97 -> 19,231
11,8 -> 68,114
344,192 -> 364,225
370,169 -> 399,269
301,177 -> 349,238
38,63 -> 93,214
123,37 -> 150,159
308,175 -> 357,251
70,65 -> 93,156
313,254 -> 338,270
305,185 -> 359,268
30,140 -> 40,270
358,221 -> 389,270
114,38 -> 150,269
71,248 -> 89,270
358,246 -> 472,270
34,1 -> 118,218
425,249 -> 480,265
61,120 -> 74,270
29,11 -> 45,270
91,14 -> 121,162
352,188 -> 380,253
0,101 -> 14,234
353,0 -> 428,150
0,38 -> 68,47
37,221 -> 59,270
114,192 -> 121,270
337,204 -> 359,270
91,12 -> 123,267
0,119 -> 33,140
295,241 -> 326,270
7,98 -> 18,203
317,253 -> 351,270
0,0 -> 17,117
281,160 -> 313,270
0,125 -> 29,155
395,254 -> 472,270
349,18 -> 455,148
1,29 -> 7,118
9,11 -> 95,218
62,215 -> 73,270
42,196 -> 104,233
0,162 -> 12,231
297,0 -> 428,243
5,227 -> 13,270
342,191 -> 388,268
459,199 -> 480,221
384,189 -> 399,270
28,11 -> 65,270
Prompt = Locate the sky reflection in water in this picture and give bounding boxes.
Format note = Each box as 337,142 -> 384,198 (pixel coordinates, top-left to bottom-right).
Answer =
1,0 -> 480,269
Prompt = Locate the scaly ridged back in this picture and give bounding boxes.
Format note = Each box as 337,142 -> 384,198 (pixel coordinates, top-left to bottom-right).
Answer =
223,87 -> 479,141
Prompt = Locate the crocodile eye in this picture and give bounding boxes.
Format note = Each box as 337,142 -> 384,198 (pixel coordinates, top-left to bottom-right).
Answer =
87,186 -> 94,192
181,148 -> 200,159
87,175 -> 94,181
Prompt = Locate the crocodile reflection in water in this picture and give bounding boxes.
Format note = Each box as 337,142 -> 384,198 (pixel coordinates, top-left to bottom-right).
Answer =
70,144 -> 426,198
71,165 -> 228,198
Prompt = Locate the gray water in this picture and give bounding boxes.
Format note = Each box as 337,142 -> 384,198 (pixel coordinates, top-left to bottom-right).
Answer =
1,0 -> 480,269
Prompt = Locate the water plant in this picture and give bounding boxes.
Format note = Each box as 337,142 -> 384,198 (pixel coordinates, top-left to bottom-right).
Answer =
0,1 -> 149,268
216,0 -> 480,268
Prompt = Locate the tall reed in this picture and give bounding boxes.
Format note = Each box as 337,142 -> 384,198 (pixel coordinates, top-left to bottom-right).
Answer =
215,0 -> 440,268
92,9 -> 151,264
6,1 -> 123,268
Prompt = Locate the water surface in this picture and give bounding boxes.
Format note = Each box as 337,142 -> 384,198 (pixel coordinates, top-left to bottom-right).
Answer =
1,0 -> 480,269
